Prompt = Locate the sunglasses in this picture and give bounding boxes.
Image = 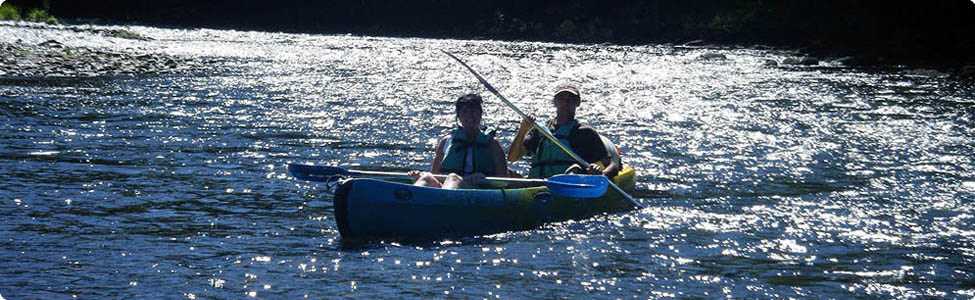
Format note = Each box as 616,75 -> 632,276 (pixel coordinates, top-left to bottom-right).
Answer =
456,104 -> 482,113
554,94 -> 580,102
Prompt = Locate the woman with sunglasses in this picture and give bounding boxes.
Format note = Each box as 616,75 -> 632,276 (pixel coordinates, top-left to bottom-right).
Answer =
409,93 -> 508,189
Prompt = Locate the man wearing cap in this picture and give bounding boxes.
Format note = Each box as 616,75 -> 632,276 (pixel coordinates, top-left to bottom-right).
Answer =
507,83 -> 621,179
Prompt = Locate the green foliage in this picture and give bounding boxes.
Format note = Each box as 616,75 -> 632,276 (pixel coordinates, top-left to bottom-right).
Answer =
555,20 -> 576,38
26,8 -> 57,24
0,4 -> 21,21
0,5 -> 58,24
709,9 -> 757,34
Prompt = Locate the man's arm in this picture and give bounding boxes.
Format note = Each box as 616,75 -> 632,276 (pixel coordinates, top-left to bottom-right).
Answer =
599,156 -> 620,178
572,126 -> 619,177
507,116 -> 537,162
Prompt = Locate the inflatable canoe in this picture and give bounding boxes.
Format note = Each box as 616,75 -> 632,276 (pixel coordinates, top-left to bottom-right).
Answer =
333,165 -> 637,240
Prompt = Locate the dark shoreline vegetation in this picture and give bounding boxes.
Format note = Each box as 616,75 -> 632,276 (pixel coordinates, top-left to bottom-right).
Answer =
0,3 -> 57,24
4,0 -> 975,78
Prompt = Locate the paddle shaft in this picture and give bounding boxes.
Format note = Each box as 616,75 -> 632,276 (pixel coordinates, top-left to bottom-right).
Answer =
442,51 -> 584,164
442,51 -> 643,209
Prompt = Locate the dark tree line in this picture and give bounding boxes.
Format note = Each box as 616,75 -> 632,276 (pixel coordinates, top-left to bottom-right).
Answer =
7,0 -> 975,68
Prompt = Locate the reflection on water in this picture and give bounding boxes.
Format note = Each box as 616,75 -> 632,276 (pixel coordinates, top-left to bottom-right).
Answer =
1,23 -> 974,298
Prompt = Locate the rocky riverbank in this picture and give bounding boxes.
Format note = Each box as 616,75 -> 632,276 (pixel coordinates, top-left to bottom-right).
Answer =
0,22 -> 204,78
10,0 -> 972,76
0,40 -> 192,78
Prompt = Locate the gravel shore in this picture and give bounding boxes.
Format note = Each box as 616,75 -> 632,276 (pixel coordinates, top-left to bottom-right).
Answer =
0,21 -> 205,78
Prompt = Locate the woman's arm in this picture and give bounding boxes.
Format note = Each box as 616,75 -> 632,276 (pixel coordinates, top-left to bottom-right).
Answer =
430,136 -> 448,174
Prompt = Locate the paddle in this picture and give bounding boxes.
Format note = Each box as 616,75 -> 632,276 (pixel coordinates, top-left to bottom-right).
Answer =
287,163 -> 609,198
441,51 -> 644,209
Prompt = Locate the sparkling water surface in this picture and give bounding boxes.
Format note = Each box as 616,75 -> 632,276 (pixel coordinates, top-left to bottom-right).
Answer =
1,23 -> 974,299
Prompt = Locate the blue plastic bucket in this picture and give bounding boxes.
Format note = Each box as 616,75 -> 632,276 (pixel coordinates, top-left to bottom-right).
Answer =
545,174 -> 609,198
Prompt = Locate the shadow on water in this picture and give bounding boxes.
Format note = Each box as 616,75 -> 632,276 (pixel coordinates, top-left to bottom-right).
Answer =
336,232 -> 531,252
0,75 -> 127,87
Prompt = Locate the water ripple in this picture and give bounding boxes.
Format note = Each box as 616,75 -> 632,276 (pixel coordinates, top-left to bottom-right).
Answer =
1,23 -> 973,299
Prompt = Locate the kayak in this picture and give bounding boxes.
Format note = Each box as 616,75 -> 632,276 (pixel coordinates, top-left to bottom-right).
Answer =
333,165 -> 637,240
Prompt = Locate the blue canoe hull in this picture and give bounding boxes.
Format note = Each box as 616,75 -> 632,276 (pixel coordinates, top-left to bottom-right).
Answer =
334,166 -> 638,240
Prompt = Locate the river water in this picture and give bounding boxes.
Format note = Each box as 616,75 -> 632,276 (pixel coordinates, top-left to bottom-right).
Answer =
2,23 -> 974,299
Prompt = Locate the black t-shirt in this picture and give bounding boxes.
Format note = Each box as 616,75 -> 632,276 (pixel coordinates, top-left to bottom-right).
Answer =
523,120 -> 608,164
